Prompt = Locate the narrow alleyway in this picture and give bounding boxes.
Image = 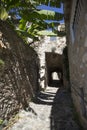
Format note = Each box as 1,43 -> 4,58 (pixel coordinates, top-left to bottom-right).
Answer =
3,85 -> 82,130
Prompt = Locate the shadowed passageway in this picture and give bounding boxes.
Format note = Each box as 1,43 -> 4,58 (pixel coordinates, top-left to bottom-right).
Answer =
34,86 -> 81,130
50,88 -> 81,130
5,83 -> 82,130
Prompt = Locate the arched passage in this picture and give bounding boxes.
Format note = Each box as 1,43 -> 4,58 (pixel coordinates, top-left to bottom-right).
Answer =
45,52 -> 63,87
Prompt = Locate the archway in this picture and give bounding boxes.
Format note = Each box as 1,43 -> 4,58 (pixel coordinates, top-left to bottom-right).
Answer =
45,52 -> 63,87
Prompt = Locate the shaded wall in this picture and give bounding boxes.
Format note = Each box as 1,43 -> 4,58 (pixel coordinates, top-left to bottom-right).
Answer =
64,0 -> 87,129
0,21 -> 39,120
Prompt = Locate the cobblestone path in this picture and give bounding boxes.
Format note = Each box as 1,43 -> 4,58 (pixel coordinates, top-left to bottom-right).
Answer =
4,86 -> 82,130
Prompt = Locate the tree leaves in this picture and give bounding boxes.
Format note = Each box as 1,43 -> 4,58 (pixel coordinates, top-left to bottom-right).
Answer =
0,0 -> 65,41
37,30 -> 57,36
33,0 -> 61,8
0,7 -> 8,20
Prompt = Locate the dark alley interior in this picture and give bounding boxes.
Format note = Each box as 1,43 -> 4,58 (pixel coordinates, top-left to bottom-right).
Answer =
45,52 -> 63,87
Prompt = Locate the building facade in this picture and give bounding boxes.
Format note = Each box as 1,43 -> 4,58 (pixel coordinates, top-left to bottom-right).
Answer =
32,36 -> 66,89
64,0 -> 87,129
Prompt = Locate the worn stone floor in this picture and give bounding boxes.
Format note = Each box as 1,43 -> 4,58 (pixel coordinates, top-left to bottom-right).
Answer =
3,85 -> 82,130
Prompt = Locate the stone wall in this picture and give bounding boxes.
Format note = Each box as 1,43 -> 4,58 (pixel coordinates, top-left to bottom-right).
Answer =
65,1 -> 87,129
32,36 -> 66,89
0,21 -> 39,120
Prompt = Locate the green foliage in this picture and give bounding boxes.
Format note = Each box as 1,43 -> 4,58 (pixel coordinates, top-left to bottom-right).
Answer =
37,30 -> 57,36
0,7 -> 8,20
33,0 -> 62,8
0,59 -> 5,74
0,119 -> 3,125
0,59 -> 5,67
0,0 -> 65,41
